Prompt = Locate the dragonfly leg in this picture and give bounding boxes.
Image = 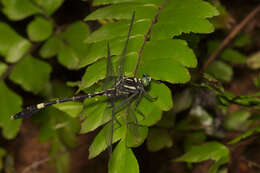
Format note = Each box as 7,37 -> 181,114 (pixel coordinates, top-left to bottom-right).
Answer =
113,115 -> 122,130
134,91 -> 146,121
108,101 -> 115,158
113,91 -> 139,112
135,109 -> 146,121
142,89 -> 157,101
109,98 -> 122,131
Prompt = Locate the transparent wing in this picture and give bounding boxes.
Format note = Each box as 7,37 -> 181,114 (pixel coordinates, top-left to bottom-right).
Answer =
126,103 -> 147,148
102,11 -> 136,158
103,42 -> 117,90
104,100 -> 114,158
102,42 -> 116,158
117,11 -> 135,77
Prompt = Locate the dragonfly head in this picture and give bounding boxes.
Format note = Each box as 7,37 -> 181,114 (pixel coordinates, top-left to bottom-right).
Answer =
141,74 -> 151,87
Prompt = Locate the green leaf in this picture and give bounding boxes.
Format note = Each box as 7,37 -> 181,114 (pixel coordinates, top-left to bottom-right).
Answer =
51,80 -> 75,98
27,16 -> 53,42
2,0 -> 40,20
108,140 -> 139,173
151,0 -> 219,39
39,36 -> 61,58
142,58 -> 190,84
0,22 -> 31,63
210,2 -> 232,30
184,132 -> 206,151
36,0 -> 64,15
86,0 -> 218,39
126,126 -> 148,148
176,142 -> 229,162
147,127 -> 173,152
93,0 -> 162,6
53,102 -> 83,118
9,55 -> 52,94
89,119 -> 126,159
229,126 -> 260,144
208,156 -> 229,173
86,2 -> 157,21
0,82 -> 22,139
137,97 -> 162,126
80,97 -> 108,133
149,82 -> 173,111
156,111 -> 175,128
85,20 -> 150,43
58,21 -> 90,69
218,92 -> 260,107
220,48 -> 247,64
126,118 -> 148,148
233,33 -> 251,47
140,39 -> 196,84
247,51 -> 260,69
0,62 -> 8,76
224,111 -> 250,131
2,0 -> 63,20
80,36 -> 143,68
142,39 -> 197,68
173,88 -> 193,114
206,60 -> 233,82
80,58 -> 107,90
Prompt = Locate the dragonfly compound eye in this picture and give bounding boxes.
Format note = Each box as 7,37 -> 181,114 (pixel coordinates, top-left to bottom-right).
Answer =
142,74 -> 151,87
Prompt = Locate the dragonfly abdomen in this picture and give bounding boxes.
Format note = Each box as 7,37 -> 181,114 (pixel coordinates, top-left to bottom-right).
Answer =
11,89 -> 115,120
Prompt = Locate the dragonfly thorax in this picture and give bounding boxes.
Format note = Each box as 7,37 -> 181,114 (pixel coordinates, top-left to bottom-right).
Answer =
114,76 -> 143,96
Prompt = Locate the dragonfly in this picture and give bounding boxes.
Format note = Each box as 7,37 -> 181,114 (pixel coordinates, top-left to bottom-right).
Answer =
11,12 -> 155,136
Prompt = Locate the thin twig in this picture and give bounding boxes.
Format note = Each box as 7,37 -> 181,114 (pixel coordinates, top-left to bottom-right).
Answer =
22,157 -> 51,173
246,159 -> 260,169
22,143 -> 88,173
22,149 -> 68,173
200,4 -> 260,73
133,0 -> 168,77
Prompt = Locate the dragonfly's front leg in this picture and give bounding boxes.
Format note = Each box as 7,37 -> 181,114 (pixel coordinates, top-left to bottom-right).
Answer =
142,88 -> 157,102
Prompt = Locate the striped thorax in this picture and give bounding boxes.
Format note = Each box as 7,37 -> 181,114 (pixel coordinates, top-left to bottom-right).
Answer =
115,74 -> 151,96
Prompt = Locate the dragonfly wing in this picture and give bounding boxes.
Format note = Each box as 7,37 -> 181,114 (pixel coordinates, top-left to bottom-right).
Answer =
103,42 -> 117,90
103,98 -> 123,158
117,11 -> 135,77
102,11 -> 136,158
101,42 -> 116,157
126,103 -> 147,147
104,100 -> 114,158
